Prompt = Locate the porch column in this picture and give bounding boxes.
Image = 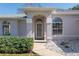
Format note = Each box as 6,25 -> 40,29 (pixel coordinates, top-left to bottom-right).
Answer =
26,17 -> 33,38
46,16 -> 52,40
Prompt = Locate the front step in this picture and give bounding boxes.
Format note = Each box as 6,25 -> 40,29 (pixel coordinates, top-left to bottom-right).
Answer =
34,40 -> 46,43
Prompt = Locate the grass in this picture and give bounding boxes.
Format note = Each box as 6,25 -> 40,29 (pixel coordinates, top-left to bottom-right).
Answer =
0,52 -> 39,56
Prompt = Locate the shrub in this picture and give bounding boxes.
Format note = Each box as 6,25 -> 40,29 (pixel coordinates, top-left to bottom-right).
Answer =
0,36 -> 33,53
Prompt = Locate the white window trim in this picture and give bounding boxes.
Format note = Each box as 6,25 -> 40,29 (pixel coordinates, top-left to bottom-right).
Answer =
3,21 -> 10,35
52,17 -> 63,35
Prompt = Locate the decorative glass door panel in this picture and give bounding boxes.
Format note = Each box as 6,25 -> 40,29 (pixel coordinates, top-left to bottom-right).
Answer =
36,23 -> 43,39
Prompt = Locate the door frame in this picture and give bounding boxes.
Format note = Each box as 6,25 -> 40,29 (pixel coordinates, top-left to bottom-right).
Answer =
32,15 -> 46,41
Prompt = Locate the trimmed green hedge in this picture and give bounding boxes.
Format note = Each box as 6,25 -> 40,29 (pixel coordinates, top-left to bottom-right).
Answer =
0,36 -> 33,53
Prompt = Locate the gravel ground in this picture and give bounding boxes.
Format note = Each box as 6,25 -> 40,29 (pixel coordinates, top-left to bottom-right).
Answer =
47,39 -> 79,56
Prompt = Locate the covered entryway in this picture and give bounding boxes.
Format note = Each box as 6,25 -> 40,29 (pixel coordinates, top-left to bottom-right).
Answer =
32,15 -> 46,40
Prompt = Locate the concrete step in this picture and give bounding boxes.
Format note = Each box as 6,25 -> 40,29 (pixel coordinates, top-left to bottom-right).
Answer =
34,40 -> 46,43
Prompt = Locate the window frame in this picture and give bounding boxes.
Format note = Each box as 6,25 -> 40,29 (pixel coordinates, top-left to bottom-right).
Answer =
2,21 -> 10,35
52,17 -> 63,35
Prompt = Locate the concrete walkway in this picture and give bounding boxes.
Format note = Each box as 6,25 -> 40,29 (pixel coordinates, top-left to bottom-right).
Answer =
33,43 -> 62,56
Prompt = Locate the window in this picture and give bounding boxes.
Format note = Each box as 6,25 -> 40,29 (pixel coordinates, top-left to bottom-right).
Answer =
52,17 -> 63,35
3,21 -> 10,35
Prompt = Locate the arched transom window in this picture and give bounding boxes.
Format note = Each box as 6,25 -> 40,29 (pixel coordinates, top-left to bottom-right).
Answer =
2,21 -> 10,35
52,17 -> 63,35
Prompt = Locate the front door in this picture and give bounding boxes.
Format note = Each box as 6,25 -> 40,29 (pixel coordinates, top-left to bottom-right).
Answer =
35,21 -> 44,40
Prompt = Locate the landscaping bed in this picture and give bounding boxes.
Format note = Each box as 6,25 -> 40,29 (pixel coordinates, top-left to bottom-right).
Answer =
0,36 -> 34,54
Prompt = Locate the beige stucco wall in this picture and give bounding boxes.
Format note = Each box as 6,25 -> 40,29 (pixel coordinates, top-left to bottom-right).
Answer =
46,15 -> 52,40
18,20 -> 27,36
26,17 -> 33,38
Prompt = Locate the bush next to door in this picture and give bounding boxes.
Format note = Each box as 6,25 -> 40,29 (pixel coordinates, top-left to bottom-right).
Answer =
0,36 -> 33,53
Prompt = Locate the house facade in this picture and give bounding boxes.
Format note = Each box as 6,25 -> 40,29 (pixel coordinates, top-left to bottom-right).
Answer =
1,7 -> 79,52
1,7 -> 79,40
0,7 -> 79,49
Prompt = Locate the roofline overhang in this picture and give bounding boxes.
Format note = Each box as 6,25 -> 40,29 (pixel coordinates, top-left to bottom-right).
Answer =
52,14 -> 79,16
22,7 -> 79,15
0,14 -> 27,19
23,7 -> 54,12
51,10 -> 79,15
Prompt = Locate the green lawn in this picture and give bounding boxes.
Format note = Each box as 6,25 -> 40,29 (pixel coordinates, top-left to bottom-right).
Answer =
0,52 -> 39,56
